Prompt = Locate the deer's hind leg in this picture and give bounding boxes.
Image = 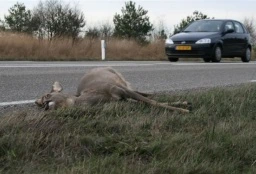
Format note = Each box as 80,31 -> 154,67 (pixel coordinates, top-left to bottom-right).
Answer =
109,85 -> 128,101
169,101 -> 192,111
134,91 -> 153,98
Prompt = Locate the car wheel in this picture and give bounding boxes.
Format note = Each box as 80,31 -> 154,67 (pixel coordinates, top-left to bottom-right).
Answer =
203,57 -> 211,62
241,47 -> 251,62
168,57 -> 179,62
211,46 -> 222,62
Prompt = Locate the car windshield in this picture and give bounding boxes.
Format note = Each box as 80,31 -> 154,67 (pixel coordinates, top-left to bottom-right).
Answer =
183,20 -> 223,32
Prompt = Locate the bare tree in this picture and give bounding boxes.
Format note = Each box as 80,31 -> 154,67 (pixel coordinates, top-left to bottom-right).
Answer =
0,19 -> 7,31
99,21 -> 113,40
85,26 -> 100,40
32,0 -> 85,41
85,22 -> 113,41
151,20 -> 168,41
243,17 -> 256,44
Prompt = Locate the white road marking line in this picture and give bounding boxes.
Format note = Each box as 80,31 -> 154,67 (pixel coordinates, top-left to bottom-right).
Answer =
0,61 -> 255,68
0,63 -> 153,68
250,80 -> 256,83
0,100 -> 35,107
174,62 -> 256,65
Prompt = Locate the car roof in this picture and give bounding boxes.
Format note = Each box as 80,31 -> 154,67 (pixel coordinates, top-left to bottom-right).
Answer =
198,19 -> 241,23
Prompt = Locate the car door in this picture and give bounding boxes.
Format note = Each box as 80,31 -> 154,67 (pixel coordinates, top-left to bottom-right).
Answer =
222,21 -> 237,56
233,21 -> 247,55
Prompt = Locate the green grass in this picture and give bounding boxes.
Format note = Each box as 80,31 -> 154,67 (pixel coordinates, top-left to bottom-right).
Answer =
1,84 -> 256,173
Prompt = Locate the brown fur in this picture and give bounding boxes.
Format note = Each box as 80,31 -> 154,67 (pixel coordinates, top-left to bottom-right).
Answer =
35,67 -> 190,113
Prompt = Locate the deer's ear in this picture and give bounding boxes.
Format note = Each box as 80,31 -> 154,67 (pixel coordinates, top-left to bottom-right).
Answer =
51,81 -> 63,92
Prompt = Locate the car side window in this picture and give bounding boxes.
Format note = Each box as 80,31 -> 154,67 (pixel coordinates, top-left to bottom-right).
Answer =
234,22 -> 245,33
224,22 -> 234,32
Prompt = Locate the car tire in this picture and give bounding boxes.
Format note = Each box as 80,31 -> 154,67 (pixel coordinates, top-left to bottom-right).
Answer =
241,47 -> 251,62
168,57 -> 179,62
211,46 -> 222,62
203,57 -> 211,62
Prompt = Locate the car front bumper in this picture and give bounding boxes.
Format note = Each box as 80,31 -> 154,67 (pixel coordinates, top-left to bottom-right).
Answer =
165,43 -> 214,58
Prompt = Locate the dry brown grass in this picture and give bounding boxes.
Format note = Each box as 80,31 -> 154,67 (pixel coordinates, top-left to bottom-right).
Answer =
0,32 -> 254,61
0,32 -> 101,61
0,32 -> 166,61
106,38 -> 166,60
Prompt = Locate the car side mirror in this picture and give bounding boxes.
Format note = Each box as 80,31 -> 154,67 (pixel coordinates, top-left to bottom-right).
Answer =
225,28 -> 234,34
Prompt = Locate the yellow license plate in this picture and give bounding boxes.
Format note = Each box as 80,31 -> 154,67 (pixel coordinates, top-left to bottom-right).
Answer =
176,46 -> 192,50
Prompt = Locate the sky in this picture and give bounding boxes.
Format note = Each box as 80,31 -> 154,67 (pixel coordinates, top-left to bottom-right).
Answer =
0,0 -> 255,34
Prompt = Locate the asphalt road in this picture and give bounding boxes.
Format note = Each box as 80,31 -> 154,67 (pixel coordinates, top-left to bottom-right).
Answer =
1,61 -> 256,106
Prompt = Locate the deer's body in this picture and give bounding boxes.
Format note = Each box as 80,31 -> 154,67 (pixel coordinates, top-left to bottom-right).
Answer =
77,67 -> 132,96
35,67 -> 190,113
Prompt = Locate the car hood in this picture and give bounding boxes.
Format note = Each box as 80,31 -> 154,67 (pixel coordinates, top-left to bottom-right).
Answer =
170,32 -> 219,41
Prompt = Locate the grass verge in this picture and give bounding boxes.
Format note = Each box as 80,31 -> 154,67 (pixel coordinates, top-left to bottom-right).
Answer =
1,84 -> 256,173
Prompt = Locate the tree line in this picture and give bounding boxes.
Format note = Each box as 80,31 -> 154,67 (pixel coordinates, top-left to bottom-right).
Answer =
0,0 -> 255,44
0,1 -> 85,42
0,0 -> 157,43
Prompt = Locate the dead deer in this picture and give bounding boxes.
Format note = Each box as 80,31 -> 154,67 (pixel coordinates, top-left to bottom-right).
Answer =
35,67 -> 191,113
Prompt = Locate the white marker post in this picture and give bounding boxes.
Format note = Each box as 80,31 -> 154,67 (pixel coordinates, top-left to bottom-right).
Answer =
101,40 -> 106,60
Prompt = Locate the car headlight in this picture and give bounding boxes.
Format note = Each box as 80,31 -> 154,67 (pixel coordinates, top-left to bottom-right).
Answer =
165,38 -> 174,44
196,38 -> 211,44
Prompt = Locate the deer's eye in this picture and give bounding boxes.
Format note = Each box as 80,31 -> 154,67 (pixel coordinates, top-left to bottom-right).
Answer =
46,94 -> 52,99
